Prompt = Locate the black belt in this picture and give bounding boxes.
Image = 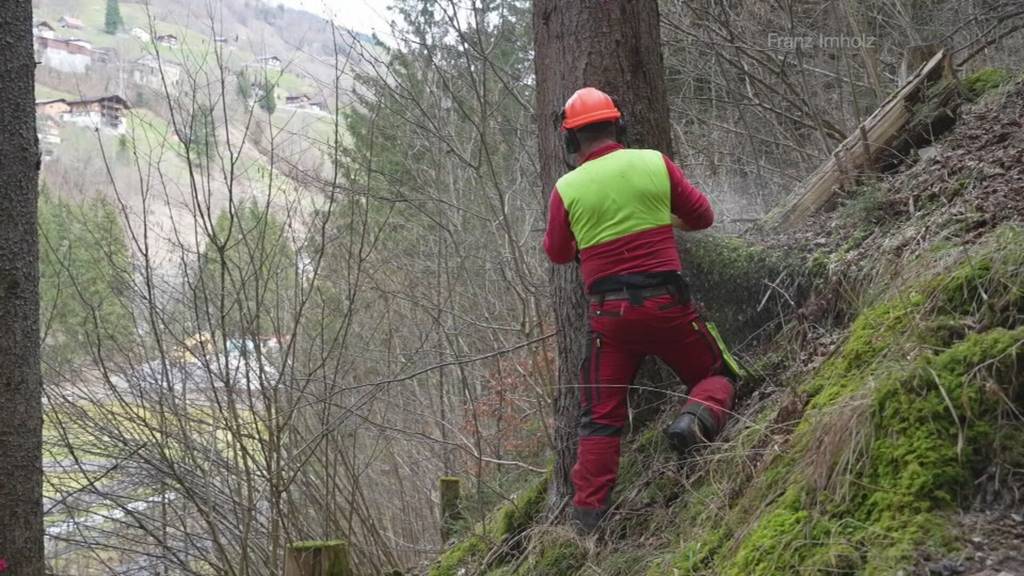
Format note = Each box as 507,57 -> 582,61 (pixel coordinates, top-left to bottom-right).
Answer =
589,272 -> 691,305
589,284 -> 677,304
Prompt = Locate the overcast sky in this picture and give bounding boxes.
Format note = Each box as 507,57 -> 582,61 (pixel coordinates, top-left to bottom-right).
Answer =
279,0 -> 394,36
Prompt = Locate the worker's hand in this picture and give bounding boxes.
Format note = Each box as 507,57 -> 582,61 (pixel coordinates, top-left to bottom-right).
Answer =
672,215 -> 692,231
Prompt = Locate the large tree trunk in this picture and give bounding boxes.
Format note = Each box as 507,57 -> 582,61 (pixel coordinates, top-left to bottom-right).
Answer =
0,1 -> 43,573
533,0 -> 673,511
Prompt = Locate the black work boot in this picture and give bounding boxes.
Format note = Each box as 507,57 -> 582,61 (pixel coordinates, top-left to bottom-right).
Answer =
664,405 -> 717,458
571,506 -> 608,536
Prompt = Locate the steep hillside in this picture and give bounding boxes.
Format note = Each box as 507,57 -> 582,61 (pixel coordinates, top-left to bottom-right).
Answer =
426,76 -> 1024,576
32,0 -> 364,82
30,0 -> 364,269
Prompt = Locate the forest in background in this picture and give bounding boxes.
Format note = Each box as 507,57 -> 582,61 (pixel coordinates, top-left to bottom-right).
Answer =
5,0 -> 1024,573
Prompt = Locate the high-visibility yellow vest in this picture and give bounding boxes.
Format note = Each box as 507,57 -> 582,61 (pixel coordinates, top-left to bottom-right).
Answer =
555,148 -> 672,249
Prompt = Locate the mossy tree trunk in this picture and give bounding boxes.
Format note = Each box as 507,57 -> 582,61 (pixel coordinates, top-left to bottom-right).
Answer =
533,0 -> 674,511
678,232 -> 806,348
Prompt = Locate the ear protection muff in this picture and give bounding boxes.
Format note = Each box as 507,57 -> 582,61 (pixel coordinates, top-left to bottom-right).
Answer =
563,130 -> 581,155
558,109 -> 581,155
610,97 -> 627,144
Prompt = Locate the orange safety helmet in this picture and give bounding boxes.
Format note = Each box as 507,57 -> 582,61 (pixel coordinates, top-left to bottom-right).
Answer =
561,87 -> 622,131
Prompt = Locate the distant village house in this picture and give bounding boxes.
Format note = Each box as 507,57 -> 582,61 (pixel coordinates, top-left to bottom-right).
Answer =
156,34 -> 180,48
34,21 -> 56,39
255,55 -> 283,69
34,36 -> 93,74
132,54 -> 182,91
92,46 -> 118,65
35,99 -> 71,120
58,15 -> 84,30
283,94 -> 327,114
34,96 -> 131,153
62,96 -> 132,135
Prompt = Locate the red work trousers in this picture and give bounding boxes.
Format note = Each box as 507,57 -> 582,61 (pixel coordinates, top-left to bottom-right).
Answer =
571,293 -> 735,511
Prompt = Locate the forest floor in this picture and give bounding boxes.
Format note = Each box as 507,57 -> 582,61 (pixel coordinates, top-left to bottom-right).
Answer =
924,510 -> 1024,576
425,74 -> 1024,576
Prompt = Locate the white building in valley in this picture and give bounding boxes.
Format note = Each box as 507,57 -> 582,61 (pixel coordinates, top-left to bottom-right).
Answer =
35,36 -> 93,73
34,21 -> 57,39
156,34 -> 179,48
61,96 -> 132,135
132,54 -> 182,91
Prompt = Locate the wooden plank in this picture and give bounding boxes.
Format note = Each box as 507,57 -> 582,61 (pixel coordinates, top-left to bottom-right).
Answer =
766,49 -> 959,230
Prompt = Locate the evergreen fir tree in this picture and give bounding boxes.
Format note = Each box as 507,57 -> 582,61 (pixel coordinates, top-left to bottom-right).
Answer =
104,0 -> 123,34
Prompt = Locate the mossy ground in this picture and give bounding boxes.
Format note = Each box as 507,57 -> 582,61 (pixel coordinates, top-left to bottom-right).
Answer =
426,216 -> 1024,576
649,226 -> 1023,575
962,68 -> 1011,101
428,472 -> 549,576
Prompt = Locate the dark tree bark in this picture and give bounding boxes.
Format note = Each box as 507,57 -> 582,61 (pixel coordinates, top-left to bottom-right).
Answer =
533,0 -> 673,510
0,1 -> 43,573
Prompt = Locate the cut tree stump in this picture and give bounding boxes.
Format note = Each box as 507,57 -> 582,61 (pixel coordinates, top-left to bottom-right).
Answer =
439,477 -> 463,542
767,49 -> 960,230
284,540 -> 353,576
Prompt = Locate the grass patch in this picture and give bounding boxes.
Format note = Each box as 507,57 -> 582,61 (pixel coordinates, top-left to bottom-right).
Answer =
962,68 -> 1011,101
513,530 -> 586,576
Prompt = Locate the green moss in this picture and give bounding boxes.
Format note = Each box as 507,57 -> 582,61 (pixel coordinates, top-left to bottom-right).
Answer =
719,323 -> 1024,575
936,227 -> 1024,327
725,487 -> 825,575
962,68 -> 1011,101
429,536 -> 489,576
488,473 -> 548,539
802,292 -> 921,404
808,250 -> 832,281
429,474 -> 548,576
651,228 -> 1024,575
515,532 -> 586,576
647,527 -> 727,575
992,424 -> 1024,475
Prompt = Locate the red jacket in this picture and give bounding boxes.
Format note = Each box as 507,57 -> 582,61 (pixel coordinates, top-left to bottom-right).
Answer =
543,143 -> 714,290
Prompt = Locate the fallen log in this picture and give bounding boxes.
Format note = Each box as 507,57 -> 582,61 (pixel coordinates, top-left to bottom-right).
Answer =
767,49 -> 960,230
